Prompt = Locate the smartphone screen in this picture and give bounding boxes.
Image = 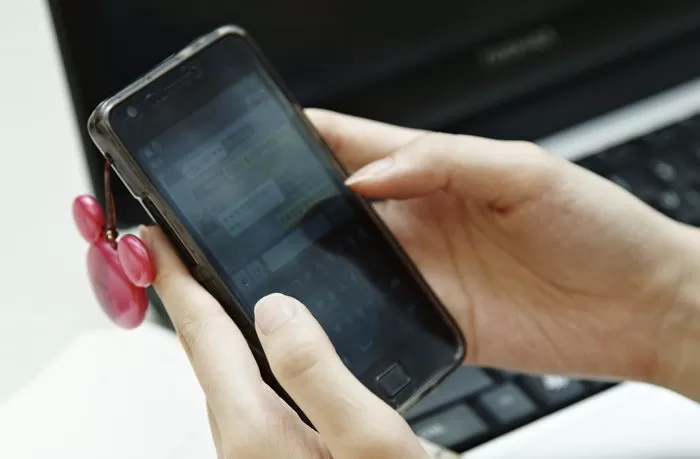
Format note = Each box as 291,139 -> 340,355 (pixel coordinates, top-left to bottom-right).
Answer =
107,32 -> 462,402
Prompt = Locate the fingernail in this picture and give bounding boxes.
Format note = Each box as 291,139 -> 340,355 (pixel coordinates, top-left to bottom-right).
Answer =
255,294 -> 297,335
345,157 -> 394,185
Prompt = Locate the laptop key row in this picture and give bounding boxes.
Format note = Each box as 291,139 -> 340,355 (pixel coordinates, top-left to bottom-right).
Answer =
405,369 -> 608,450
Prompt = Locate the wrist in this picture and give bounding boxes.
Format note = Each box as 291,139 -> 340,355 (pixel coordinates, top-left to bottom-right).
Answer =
651,224 -> 700,401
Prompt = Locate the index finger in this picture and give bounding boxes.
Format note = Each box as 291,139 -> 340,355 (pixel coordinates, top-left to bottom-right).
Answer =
305,108 -> 424,172
140,226 -> 262,413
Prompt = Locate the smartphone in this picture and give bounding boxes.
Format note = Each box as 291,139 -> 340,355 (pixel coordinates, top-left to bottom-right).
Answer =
87,25 -> 465,414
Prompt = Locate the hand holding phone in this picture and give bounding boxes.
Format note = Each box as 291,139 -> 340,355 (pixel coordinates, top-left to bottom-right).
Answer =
87,25 -> 464,413
141,223 -> 458,458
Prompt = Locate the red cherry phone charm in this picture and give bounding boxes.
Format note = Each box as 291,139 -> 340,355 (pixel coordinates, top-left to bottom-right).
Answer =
72,160 -> 155,328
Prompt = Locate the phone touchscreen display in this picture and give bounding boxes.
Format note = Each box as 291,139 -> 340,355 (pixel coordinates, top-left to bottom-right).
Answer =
111,35 -> 458,377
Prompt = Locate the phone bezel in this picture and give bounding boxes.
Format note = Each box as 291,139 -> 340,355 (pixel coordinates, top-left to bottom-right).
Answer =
87,24 -> 466,414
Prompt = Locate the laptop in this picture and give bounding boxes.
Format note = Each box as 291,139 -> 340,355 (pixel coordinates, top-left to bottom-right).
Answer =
48,0 -> 700,456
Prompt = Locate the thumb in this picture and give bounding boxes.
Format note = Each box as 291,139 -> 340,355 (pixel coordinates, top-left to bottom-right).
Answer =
345,132 -> 560,210
254,294 -> 423,458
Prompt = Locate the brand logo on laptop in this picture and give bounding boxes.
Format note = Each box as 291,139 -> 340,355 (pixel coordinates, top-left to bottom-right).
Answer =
479,26 -> 558,68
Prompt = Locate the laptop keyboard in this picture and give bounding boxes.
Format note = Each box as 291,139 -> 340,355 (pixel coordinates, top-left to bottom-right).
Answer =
406,111 -> 700,453
577,114 -> 700,224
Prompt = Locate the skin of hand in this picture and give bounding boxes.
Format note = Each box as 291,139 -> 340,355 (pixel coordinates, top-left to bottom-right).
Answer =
139,109 -> 700,458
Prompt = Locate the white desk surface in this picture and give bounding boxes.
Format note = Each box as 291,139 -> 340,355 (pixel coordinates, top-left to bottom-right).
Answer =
0,0 -> 116,402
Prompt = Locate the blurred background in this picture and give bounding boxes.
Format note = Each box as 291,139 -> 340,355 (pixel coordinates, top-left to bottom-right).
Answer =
3,1 -> 700,457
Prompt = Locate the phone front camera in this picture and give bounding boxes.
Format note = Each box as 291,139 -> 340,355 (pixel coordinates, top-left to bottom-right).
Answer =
126,106 -> 139,118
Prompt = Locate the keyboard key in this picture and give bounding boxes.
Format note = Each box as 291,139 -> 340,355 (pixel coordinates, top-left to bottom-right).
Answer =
663,151 -> 700,183
649,158 -> 678,183
405,366 -> 494,419
478,383 -> 537,425
607,174 -> 633,191
522,375 -> 587,406
412,404 -> 487,448
651,189 -> 682,217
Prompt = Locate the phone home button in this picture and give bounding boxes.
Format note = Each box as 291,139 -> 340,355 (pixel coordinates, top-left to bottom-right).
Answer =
376,363 -> 411,398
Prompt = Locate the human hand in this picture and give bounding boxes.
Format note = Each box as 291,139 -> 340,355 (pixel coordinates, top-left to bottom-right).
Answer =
307,109 -> 700,391
140,226 -> 438,459
139,108 -> 700,458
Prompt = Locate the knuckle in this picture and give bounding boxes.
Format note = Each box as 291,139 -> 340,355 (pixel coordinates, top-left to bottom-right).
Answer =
507,140 -> 561,177
402,131 -> 458,168
413,131 -> 454,155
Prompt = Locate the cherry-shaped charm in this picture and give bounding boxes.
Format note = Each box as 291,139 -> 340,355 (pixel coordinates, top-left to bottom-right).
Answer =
73,195 -> 105,243
72,161 -> 155,329
87,238 -> 149,328
118,234 -> 155,288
